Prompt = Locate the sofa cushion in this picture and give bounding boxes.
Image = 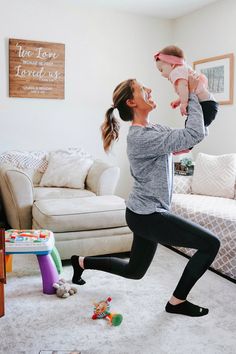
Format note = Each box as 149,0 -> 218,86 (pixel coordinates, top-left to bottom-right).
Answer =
172,193 -> 236,221
32,195 -> 127,232
0,151 -> 48,185
0,148 -> 93,186
34,187 -> 95,201
40,153 -> 93,189
192,153 -> 236,199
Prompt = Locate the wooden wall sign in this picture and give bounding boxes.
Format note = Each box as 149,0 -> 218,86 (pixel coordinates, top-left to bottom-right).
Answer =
9,38 -> 65,99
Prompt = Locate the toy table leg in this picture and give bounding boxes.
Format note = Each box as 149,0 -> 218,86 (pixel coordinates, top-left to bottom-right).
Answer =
37,254 -> 59,295
50,247 -> 62,274
5,255 -> 13,272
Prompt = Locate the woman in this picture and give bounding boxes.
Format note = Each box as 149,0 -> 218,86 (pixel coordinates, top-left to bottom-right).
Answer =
71,76 -> 220,317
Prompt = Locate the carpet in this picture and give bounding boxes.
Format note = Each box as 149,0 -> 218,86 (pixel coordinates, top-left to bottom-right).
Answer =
0,245 -> 236,354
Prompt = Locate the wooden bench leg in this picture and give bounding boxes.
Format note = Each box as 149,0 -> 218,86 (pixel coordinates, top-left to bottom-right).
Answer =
0,282 -> 4,317
5,255 -> 13,272
0,245 -> 6,317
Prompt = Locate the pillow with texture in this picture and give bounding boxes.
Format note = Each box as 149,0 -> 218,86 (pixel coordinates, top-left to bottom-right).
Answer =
192,153 -> 236,198
40,153 -> 93,189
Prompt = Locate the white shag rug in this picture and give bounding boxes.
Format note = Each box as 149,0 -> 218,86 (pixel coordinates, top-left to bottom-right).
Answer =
0,245 -> 236,354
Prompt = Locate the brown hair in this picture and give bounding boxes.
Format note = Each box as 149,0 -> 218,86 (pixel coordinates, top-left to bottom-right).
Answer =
101,79 -> 136,152
156,45 -> 185,60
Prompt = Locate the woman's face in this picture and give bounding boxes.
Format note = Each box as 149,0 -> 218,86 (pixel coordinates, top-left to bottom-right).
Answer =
131,81 -> 156,112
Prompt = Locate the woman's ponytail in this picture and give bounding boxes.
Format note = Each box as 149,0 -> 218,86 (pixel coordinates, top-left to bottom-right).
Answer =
101,78 -> 135,152
101,107 -> 120,152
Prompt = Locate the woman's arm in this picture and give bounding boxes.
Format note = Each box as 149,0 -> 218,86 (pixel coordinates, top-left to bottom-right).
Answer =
134,93 -> 205,157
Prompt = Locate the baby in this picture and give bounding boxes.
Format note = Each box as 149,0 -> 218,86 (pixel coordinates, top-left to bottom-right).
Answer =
154,45 -> 218,136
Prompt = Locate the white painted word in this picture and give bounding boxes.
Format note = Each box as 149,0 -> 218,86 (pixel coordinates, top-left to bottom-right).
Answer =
16,43 -> 58,60
15,65 -> 62,81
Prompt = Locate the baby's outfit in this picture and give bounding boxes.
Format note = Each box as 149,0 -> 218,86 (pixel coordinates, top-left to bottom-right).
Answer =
169,64 -> 218,127
169,64 -> 208,95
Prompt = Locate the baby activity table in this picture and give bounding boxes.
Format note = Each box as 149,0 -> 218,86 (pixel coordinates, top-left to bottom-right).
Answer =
5,229 -> 62,294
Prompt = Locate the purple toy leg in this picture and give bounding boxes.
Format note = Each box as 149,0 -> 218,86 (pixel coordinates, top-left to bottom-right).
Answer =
37,254 -> 59,294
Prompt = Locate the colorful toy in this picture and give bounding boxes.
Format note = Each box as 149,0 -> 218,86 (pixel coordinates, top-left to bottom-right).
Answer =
53,279 -> 78,298
92,297 -> 123,326
5,229 -> 54,254
5,229 -> 61,295
5,229 -> 62,273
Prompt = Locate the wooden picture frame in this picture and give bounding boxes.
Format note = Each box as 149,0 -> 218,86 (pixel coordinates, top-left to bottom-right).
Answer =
9,38 -> 65,99
193,53 -> 234,105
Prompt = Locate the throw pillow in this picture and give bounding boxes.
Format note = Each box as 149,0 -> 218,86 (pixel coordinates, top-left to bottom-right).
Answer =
192,153 -> 236,199
40,153 -> 93,189
0,150 -> 48,172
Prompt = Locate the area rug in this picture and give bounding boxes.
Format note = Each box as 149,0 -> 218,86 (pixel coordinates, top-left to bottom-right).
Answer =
0,245 -> 236,354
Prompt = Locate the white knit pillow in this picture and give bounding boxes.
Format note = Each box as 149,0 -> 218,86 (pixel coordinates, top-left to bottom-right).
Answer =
192,153 -> 236,198
40,153 -> 93,189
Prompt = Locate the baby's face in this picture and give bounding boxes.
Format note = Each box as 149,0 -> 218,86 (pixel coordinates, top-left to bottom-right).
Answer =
156,60 -> 173,78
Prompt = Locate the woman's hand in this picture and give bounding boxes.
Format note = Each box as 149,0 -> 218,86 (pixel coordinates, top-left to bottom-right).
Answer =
180,102 -> 188,116
188,72 -> 199,93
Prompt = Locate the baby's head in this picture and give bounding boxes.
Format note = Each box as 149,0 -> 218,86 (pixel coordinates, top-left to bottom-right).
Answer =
154,45 -> 185,78
155,60 -> 173,78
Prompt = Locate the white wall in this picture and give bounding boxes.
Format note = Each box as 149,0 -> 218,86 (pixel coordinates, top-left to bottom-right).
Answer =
0,0 -> 172,198
1,0 -> 235,199
172,0 -> 236,158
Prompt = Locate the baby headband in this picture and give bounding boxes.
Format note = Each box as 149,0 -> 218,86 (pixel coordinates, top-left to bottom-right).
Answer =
154,52 -> 185,65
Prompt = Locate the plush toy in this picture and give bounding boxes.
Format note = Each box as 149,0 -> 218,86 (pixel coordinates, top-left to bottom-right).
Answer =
92,297 -> 123,326
53,279 -> 77,298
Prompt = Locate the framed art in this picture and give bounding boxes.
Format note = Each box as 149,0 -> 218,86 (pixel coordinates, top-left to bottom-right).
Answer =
9,38 -> 65,99
193,53 -> 234,105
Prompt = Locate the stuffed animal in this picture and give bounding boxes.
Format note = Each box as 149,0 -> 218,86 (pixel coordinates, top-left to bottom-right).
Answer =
53,279 -> 77,298
92,297 -> 123,326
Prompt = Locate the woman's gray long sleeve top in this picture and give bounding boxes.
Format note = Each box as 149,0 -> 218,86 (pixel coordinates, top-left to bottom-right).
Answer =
126,93 -> 205,214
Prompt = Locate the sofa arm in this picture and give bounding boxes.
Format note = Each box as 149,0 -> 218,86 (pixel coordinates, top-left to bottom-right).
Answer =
173,175 -> 192,194
85,159 -> 120,196
0,167 -> 34,229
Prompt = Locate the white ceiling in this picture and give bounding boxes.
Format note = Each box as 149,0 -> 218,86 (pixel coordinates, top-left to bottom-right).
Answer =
78,0 -> 219,19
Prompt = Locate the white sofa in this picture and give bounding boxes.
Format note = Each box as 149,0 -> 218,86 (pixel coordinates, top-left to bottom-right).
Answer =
171,153 -> 236,281
0,149 -> 133,260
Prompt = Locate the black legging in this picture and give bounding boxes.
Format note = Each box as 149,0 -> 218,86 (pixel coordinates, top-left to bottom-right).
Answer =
84,208 -> 220,300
